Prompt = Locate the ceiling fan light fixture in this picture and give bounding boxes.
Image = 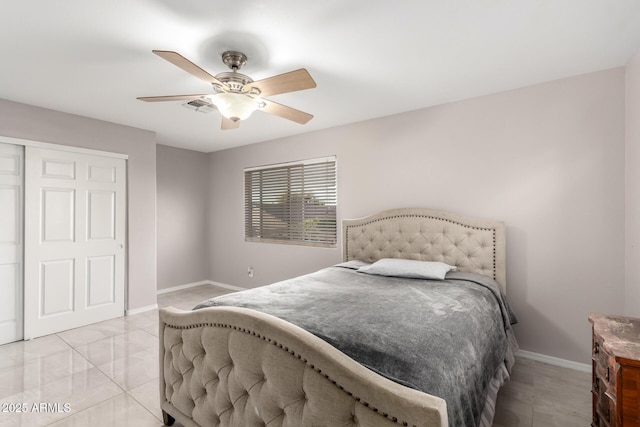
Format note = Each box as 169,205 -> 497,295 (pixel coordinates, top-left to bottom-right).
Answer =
209,92 -> 260,122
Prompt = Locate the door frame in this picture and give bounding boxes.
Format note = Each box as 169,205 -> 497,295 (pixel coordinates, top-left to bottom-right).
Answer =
0,136 -> 128,161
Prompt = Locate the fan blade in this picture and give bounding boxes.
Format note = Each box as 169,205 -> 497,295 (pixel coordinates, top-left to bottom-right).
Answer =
152,50 -> 227,88
260,99 -> 313,124
137,94 -> 209,102
221,116 -> 240,130
245,69 -> 316,97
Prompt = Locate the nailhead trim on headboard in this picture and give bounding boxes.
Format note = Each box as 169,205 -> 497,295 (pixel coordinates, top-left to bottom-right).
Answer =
344,213 -> 498,281
165,322 -> 418,427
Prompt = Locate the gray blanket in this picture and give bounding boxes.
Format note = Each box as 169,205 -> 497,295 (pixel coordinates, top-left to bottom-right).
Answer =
195,263 -> 517,426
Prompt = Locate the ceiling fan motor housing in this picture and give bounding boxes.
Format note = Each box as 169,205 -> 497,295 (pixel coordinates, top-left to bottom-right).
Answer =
213,71 -> 254,93
222,51 -> 247,71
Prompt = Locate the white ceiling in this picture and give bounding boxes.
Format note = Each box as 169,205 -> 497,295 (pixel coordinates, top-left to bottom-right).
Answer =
1,1 -> 640,153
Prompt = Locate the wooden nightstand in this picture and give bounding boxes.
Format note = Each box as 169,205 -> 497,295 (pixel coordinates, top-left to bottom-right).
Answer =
589,313 -> 640,427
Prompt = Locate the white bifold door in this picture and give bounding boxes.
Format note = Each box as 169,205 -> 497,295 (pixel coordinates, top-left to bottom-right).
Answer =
0,143 -> 24,345
24,147 -> 126,339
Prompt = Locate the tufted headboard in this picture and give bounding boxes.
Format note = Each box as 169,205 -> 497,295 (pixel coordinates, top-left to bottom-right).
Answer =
343,208 -> 506,293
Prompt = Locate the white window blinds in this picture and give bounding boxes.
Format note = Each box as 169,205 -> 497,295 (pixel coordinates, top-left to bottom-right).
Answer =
244,156 -> 337,247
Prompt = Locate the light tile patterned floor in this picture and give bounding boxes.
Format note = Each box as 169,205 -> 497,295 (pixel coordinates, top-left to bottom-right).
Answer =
493,357 -> 592,426
0,284 -> 591,426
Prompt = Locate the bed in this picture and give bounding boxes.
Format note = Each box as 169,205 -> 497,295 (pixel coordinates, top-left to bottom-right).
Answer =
159,208 -> 517,427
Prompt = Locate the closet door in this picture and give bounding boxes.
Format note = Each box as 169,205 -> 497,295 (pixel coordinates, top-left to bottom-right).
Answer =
0,143 -> 24,345
24,147 -> 126,339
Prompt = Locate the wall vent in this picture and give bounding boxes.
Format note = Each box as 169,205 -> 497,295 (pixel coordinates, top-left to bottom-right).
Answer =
182,98 -> 216,114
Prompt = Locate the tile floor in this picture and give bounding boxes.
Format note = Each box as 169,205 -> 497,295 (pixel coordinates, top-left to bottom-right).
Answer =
0,284 -> 591,426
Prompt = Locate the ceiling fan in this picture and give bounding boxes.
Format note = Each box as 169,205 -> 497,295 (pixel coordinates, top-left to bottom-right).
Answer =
137,50 -> 317,130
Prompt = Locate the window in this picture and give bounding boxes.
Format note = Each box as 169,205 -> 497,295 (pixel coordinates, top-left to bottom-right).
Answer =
244,156 -> 337,247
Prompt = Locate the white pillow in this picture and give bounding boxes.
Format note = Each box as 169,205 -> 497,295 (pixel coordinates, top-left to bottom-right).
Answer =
358,258 -> 456,280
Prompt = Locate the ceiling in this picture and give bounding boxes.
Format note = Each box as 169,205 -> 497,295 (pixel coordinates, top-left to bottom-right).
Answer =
1,1 -> 640,153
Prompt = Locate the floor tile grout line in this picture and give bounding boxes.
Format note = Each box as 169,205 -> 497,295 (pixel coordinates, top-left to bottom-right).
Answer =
57,324 -> 153,350
0,347 -> 96,402
73,332 -> 159,368
7,367 -> 127,427
42,390 -> 130,427
92,345 -> 159,389
126,389 -> 163,423
70,347 -> 96,368
92,362 -> 129,396
58,325 -> 157,393
73,327 -> 158,350
54,332 -> 75,348
56,328 -> 128,349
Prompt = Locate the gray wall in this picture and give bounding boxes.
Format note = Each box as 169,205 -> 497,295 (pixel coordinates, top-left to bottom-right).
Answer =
157,144 -> 209,290
0,98 -> 157,311
626,47 -> 640,317
1,62 -> 629,363
207,67 -> 626,364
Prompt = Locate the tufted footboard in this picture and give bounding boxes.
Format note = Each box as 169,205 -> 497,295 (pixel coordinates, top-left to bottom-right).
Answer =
159,306 -> 448,427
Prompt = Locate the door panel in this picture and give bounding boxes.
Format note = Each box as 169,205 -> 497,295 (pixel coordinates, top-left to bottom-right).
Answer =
87,191 -> 115,240
0,143 -> 23,345
0,264 -> 18,323
42,158 -> 75,179
42,188 -> 75,242
88,165 -> 116,183
0,186 -> 19,243
24,147 -> 126,339
86,255 -> 115,307
40,259 -> 75,316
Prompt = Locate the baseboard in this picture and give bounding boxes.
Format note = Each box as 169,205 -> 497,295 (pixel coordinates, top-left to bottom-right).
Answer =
516,349 -> 591,373
126,304 -> 158,316
209,281 -> 248,292
157,280 -> 248,295
157,280 -> 213,295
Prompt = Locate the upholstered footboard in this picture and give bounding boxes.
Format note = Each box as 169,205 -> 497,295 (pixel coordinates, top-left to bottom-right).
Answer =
159,306 -> 448,427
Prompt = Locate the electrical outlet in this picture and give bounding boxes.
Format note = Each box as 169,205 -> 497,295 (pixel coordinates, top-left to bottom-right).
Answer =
247,267 -> 254,278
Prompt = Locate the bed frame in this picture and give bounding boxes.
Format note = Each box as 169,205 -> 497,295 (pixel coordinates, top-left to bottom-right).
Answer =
159,208 -> 506,427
